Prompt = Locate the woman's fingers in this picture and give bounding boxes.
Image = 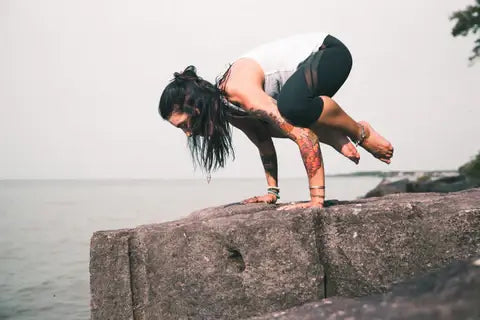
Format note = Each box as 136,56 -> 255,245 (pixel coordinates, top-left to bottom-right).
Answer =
277,201 -> 323,211
242,194 -> 277,204
242,196 -> 258,203
242,197 -> 324,209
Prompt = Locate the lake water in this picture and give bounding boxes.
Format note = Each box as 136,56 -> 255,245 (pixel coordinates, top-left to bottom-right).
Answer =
0,176 -> 381,320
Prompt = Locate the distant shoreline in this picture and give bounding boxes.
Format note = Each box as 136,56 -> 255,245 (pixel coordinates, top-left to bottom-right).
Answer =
327,170 -> 458,178
0,170 -> 460,181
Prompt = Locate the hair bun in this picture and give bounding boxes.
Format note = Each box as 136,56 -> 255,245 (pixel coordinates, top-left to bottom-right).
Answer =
174,65 -> 199,84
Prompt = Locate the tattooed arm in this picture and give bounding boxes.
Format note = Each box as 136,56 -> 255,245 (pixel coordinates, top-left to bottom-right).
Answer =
235,120 -> 279,203
231,88 -> 325,209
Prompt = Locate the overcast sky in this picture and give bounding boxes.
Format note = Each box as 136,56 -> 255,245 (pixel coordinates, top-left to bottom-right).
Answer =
1,0 -> 479,179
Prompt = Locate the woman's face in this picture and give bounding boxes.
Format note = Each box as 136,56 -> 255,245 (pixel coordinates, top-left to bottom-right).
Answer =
168,110 -> 194,137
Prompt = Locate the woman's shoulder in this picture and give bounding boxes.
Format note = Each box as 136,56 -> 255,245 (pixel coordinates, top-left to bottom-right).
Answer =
230,58 -> 264,78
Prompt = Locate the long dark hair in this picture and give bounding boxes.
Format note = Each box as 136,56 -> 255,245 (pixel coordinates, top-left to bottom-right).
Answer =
159,65 -> 234,174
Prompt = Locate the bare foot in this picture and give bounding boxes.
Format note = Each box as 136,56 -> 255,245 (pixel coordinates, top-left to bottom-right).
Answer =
358,121 -> 394,164
312,126 -> 360,164
339,140 -> 360,165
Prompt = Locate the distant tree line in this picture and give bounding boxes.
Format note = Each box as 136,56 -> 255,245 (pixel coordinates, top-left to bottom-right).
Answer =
450,0 -> 480,61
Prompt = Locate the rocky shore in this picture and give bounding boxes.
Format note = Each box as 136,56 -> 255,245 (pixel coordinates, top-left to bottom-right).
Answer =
363,171 -> 480,198
363,153 -> 480,198
90,188 -> 480,319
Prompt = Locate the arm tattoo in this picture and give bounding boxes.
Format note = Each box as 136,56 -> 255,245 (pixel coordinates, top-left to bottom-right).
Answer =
252,109 -> 296,137
260,153 -> 278,178
297,130 -> 322,179
251,98 -> 322,179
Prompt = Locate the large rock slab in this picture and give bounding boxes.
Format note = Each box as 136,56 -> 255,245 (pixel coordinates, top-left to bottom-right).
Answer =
249,257 -> 480,320
91,203 -> 324,320
90,189 -> 480,320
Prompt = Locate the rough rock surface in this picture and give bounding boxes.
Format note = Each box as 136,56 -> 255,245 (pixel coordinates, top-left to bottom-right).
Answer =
91,203 -> 324,320
90,188 -> 480,320
320,188 -> 480,297
249,258 -> 480,320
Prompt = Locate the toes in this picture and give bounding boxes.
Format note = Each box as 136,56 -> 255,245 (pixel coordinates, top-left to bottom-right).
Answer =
357,121 -> 394,162
348,156 -> 359,164
350,153 -> 360,164
348,155 -> 360,164
342,144 -> 360,164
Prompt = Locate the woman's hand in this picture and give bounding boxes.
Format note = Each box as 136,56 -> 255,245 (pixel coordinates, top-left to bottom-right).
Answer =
277,201 -> 323,211
242,193 -> 277,204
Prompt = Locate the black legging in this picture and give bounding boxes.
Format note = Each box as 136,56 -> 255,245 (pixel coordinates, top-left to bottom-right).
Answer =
277,35 -> 353,128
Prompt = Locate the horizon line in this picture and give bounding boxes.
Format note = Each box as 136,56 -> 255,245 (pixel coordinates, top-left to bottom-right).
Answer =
0,169 -> 459,181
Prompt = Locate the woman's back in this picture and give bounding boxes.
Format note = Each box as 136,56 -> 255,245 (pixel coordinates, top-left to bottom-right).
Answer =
236,32 -> 328,99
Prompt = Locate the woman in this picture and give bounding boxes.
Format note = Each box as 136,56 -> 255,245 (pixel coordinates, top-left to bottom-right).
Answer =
159,32 -> 393,210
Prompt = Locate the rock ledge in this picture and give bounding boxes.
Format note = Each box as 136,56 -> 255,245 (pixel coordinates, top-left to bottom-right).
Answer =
90,188 -> 480,320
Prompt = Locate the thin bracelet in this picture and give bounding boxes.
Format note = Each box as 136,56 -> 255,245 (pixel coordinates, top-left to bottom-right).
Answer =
309,186 -> 325,189
267,187 -> 280,200
267,190 -> 280,200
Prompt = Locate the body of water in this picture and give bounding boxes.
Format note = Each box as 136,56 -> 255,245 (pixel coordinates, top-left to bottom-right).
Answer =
0,176 -> 381,320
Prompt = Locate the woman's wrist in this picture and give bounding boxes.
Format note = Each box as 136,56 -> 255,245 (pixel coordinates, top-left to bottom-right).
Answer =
309,185 -> 325,203
267,186 -> 280,200
310,195 -> 325,204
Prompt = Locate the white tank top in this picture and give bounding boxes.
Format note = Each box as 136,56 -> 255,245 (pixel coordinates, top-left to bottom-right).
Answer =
239,32 -> 328,100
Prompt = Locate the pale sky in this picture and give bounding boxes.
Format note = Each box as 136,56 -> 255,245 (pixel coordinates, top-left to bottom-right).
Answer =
1,0 -> 479,179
